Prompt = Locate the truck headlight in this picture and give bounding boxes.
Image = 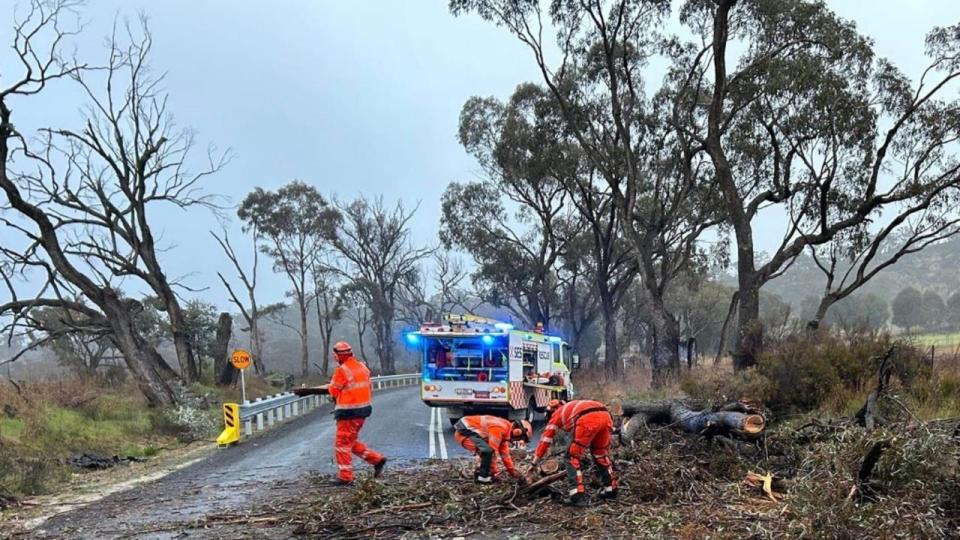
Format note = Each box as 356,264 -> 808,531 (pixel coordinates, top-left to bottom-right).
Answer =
423,384 -> 442,392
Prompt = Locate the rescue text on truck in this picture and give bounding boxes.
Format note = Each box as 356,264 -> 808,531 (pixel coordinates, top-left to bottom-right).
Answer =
404,314 -> 577,426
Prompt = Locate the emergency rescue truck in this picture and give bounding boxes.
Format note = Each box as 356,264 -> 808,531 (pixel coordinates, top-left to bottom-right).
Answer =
405,314 -> 578,425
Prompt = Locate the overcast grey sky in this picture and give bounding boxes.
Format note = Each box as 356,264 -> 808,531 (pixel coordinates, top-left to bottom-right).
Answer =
3,1 -> 959,312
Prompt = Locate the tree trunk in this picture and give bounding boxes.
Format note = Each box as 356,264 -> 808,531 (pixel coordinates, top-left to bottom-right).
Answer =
733,282 -> 761,371
618,400 -> 765,443
212,312 -> 232,385
600,289 -> 622,376
375,316 -> 395,375
298,297 -> 309,378
250,315 -> 266,375
320,325 -> 332,377
355,314 -> 369,366
163,293 -> 199,382
316,295 -> 333,377
648,304 -> 680,388
107,301 -> 177,407
807,293 -> 839,331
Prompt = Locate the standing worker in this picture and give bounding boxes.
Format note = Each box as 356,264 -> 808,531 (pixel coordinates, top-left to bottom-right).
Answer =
454,415 -> 532,484
531,399 -> 617,506
327,341 -> 386,486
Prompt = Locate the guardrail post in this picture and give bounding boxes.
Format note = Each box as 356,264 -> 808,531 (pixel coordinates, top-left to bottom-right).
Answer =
257,412 -> 264,431
244,419 -> 252,436
292,401 -> 299,416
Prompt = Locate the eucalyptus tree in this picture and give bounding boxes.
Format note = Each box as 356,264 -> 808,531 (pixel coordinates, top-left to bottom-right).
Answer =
443,88 -> 583,330
675,0 -> 960,368
450,0 -> 721,384
238,181 -> 339,377
329,197 -> 431,375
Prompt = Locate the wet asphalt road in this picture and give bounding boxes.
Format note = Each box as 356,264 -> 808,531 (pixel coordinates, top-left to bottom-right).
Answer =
28,386 -> 466,539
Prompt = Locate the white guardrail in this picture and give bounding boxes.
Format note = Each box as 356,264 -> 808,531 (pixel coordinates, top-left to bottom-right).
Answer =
237,373 -> 422,437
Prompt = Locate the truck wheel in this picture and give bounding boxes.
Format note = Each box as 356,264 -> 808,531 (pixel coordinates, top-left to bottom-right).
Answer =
445,408 -> 462,428
525,396 -> 541,424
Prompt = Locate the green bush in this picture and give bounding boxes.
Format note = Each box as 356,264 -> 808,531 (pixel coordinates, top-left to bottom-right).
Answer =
745,330 -> 930,415
680,366 -> 775,406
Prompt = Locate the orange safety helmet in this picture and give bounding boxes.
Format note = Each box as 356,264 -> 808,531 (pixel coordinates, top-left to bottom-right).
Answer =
333,341 -> 353,360
511,419 -> 533,442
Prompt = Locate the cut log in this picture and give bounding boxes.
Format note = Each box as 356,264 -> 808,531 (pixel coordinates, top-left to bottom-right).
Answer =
293,385 -> 330,396
519,471 -> 566,495
619,400 -> 765,443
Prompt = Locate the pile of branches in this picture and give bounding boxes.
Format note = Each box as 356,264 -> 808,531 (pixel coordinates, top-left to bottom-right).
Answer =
260,416 -> 959,539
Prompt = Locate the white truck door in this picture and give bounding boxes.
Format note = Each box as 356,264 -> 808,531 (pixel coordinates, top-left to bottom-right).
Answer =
536,342 -> 552,374
508,332 -> 523,381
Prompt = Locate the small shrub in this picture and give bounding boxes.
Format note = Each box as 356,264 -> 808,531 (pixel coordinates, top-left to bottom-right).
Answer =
680,366 -> 775,406
156,404 -> 218,443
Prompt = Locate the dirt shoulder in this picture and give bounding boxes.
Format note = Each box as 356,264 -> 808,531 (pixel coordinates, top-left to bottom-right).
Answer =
2,441 -> 216,536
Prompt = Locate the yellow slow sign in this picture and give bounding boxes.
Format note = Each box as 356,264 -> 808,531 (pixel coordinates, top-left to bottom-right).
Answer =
230,349 -> 252,370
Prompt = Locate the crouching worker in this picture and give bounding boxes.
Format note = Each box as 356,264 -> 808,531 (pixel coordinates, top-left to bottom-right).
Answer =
454,415 -> 532,485
328,341 -> 386,486
532,399 -> 617,506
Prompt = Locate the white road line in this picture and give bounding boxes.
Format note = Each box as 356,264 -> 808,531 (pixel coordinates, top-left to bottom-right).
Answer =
428,406 -> 436,459
437,408 -> 448,460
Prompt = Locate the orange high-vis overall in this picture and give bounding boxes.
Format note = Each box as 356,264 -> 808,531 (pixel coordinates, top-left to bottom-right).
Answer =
329,356 -> 383,482
534,400 -> 616,496
454,415 -> 519,479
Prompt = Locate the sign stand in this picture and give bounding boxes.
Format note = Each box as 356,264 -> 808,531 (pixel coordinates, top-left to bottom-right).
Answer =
231,348 -> 253,404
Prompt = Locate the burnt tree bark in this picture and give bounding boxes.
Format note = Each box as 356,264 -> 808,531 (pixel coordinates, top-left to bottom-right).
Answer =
212,312 -> 233,386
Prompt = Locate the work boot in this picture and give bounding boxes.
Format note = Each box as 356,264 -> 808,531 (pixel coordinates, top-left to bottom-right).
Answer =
562,492 -> 589,507
475,474 -> 493,485
598,486 -> 618,500
329,478 -> 353,487
374,458 -> 387,478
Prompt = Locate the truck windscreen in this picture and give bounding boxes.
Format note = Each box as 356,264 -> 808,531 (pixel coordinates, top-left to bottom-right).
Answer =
421,335 -> 509,383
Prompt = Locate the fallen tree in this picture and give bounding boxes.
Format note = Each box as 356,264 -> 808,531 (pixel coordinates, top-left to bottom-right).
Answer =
616,400 -> 765,444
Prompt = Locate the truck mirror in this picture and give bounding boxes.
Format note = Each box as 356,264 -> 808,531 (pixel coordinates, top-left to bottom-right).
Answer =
572,354 -> 580,370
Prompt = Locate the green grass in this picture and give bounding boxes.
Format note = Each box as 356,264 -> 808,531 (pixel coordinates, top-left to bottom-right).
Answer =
0,418 -> 24,441
38,405 -> 153,454
912,332 -> 960,349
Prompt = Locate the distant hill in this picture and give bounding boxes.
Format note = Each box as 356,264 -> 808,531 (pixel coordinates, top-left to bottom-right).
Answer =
761,237 -> 960,310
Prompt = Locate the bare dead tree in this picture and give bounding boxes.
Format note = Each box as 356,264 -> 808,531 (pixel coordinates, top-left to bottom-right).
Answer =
21,17 -> 230,383
0,1 -> 178,405
211,229 -> 268,374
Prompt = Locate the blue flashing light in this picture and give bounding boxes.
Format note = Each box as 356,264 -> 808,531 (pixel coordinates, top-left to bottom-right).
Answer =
405,333 -> 420,344
494,322 -> 514,331
548,336 -> 563,343
481,334 -> 494,345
